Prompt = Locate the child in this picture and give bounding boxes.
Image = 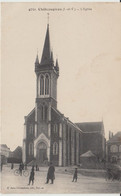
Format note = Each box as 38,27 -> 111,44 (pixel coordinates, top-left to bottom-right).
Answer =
72,168 -> 78,182
28,167 -> 35,185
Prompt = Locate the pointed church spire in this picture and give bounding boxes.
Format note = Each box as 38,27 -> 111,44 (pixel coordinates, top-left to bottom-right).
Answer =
40,24 -> 51,65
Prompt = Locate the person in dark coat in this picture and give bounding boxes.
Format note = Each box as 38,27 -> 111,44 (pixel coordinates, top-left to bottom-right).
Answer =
46,162 -> 55,184
1,162 -> 3,172
28,167 -> 35,185
32,165 -> 35,170
21,163 -> 24,170
72,168 -> 78,182
11,163 -> 14,169
25,163 -> 27,170
19,163 -> 22,176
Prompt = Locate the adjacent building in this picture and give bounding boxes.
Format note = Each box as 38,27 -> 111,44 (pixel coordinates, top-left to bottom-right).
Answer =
0,144 -> 10,164
107,131 -> 121,163
76,122 -> 106,159
8,146 -> 22,163
22,23 -> 106,166
0,144 -> 10,158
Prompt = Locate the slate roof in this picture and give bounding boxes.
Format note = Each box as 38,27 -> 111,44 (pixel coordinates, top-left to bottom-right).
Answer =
76,122 -> 103,133
13,146 -> 22,153
107,131 -> 121,143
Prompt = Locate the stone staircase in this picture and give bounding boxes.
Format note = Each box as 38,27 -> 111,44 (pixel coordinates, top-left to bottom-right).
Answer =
27,159 -> 48,167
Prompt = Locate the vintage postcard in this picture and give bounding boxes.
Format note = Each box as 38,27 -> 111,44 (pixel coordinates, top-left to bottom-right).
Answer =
1,2 -> 121,194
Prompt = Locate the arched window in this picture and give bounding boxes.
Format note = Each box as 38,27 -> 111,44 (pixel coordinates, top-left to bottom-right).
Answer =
53,142 -> 58,155
54,124 -> 58,134
30,125 -> 34,135
110,145 -> 118,153
40,75 -> 44,95
45,74 -> 49,95
59,124 -> 62,137
29,143 -> 34,155
119,145 -> 121,152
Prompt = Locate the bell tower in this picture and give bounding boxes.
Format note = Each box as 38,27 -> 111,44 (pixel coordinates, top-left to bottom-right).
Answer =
34,24 -> 59,140
35,24 -> 59,108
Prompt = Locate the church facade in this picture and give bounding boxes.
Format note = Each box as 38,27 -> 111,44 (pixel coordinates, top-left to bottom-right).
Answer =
22,24 -> 106,166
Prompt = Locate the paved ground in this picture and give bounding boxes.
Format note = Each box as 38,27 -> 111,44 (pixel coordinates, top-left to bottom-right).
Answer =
1,165 -> 121,194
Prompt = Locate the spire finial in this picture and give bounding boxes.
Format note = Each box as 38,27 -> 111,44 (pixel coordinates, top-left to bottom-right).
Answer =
55,58 -> 59,74
35,49 -> 39,64
51,50 -> 54,63
47,13 -> 49,26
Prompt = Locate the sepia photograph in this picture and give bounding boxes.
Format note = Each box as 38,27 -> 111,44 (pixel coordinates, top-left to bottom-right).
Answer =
1,2 -> 121,194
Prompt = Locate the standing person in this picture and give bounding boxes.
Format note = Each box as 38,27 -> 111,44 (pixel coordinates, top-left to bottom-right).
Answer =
28,167 -> 35,185
72,168 -> 78,182
11,163 -> 14,169
46,162 -> 55,184
32,165 -> 35,170
19,163 -> 22,176
22,163 -> 24,170
1,162 -> 3,172
25,163 -> 27,170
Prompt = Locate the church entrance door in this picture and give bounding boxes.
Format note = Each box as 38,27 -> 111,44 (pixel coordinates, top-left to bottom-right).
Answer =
38,149 -> 47,163
37,142 -> 47,164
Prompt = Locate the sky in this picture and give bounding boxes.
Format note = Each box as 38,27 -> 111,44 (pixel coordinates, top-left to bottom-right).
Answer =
1,2 -> 121,151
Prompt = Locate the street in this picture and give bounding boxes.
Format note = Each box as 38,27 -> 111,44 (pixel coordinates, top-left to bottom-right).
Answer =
1,165 -> 121,194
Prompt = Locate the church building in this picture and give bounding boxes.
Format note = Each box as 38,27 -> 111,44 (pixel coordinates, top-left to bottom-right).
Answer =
22,23 -> 106,166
